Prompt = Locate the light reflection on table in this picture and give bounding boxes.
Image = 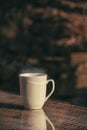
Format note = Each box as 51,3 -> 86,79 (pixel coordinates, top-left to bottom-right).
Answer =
0,91 -> 87,130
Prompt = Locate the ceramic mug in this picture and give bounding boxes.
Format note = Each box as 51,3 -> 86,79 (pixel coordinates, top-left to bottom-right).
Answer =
19,73 -> 55,109
21,109 -> 55,130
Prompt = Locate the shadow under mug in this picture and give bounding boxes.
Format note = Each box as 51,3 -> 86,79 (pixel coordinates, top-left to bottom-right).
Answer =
19,73 -> 55,109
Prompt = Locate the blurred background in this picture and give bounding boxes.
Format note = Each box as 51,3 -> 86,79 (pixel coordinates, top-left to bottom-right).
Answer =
0,0 -> 87,106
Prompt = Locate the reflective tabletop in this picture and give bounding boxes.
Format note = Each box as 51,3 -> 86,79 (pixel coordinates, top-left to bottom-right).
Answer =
0,91 -> 87,130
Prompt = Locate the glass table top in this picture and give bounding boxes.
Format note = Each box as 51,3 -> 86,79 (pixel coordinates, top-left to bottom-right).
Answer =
0,91 -> 87,130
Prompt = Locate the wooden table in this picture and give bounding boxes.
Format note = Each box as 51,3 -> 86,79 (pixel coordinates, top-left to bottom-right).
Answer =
0,91 -> 87,130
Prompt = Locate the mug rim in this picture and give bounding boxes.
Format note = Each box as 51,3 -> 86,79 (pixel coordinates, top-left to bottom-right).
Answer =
19,73 -> 47,77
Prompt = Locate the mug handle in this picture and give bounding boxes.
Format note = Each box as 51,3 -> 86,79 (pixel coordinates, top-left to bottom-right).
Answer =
45,79 -> 55,102
45,115 -> 55,130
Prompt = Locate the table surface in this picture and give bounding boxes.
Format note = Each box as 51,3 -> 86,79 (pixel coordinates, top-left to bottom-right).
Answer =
0,91 -> 87,130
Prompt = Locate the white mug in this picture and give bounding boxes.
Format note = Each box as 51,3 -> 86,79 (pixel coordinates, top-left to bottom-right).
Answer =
21,109 -> 55,130
19,73 -> 55,109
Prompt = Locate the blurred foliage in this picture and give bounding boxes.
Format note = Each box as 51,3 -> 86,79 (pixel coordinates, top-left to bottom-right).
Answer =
0,0 -> 87,93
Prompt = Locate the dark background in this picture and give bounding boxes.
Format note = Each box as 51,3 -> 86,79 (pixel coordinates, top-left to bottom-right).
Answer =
0,0 -> 87,106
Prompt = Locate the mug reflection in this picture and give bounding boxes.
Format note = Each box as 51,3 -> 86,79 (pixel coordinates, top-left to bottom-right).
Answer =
21,109 -> 55,130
